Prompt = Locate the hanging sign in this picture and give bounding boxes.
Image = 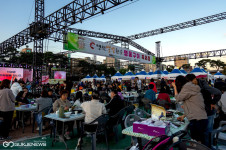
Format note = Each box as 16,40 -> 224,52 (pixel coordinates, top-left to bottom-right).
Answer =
64,32 -> 155,64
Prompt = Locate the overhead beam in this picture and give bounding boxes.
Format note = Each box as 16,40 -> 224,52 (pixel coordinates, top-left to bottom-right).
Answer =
107,12 -> 226,44
161,49 -> 226,62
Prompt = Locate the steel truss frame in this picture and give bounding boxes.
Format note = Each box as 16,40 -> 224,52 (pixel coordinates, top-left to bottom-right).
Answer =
107,12 -> 226,44
0,0 -> 131,54
161,49 -> 226,62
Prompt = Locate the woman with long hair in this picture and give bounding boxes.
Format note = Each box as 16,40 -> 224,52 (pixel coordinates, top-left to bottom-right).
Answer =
172,75 -> 207,145
0,79 -> 15,140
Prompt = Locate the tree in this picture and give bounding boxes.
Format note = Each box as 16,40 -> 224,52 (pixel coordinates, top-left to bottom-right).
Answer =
166,65 -> 174,72
119,68 -> 127,75
210,60 -> 226,71
223,66 -> 226,75
128,65 -> 135,72
181,64 -> 190,70
195,59 -> 211,69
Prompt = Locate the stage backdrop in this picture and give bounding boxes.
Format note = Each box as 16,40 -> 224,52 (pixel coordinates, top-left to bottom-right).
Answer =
54,71 -> 66,79
0,68 -> 23,81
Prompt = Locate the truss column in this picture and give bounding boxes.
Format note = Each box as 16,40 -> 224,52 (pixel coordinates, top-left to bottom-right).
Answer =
32,0 -> 45,94
155,41 -> 161,79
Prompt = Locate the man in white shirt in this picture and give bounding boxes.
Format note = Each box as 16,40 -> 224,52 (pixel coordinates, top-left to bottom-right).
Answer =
81,90 -> 107,123
10,79 -> 23,97
135,77 -> 142,91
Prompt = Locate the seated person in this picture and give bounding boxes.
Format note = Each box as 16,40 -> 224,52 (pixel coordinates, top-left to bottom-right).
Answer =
48,89 -> 58,103
105,90 -> 125,117
73,91 -> 83,108
23,88 -> 33,99
53,90 -> 73,140
157,87 -> 171,109
144,84 -> 156,103
16,91 -> 29,105
35,90 -> 53,130
81,90 -> 106,123
100,91 -> 111,104
53,90 -> 72,112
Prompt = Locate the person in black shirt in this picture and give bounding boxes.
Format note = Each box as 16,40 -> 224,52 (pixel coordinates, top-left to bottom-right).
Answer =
106,90 -> 125,117
16,91 -> 29,105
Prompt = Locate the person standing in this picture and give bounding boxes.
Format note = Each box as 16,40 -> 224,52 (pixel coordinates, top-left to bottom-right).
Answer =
10,78 -> 22,97
0,79 -> 15,140
186,74 -> 221,147
135,77 -> 142,92
172,75 -> 207,145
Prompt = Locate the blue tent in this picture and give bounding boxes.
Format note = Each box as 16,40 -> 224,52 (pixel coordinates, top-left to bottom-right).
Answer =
139,70 -> 147,75
113,71 -> 123,76
214,71 -> 223,75
148,71 -> 153,75
153,70 -> 165,75
100,74 -> 105,78
180,68 -> 187,74
201,68 -> 207,73
85,74 -> 91,78
190,67 -> 204,74
135,71 -> 140,75
124,71 -> 134,76
163,70 -> 169,75
170,68 -> 183,74
92,74 -> 99,78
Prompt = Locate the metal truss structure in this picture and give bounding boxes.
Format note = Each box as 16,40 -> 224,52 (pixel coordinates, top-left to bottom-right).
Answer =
0,0 -> 136,90
107,12 -> 226,44
161,49 -> 226,62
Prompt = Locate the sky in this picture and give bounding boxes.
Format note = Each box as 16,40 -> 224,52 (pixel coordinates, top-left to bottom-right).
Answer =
0,0 -> 226,68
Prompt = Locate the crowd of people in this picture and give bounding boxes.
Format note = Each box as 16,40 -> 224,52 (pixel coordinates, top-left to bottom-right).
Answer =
0,75 -> 225,149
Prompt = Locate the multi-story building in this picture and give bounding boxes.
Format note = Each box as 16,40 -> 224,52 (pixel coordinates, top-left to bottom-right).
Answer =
174,57 -> 189,68
143,64 -> 156,72
103,57 -> 120,70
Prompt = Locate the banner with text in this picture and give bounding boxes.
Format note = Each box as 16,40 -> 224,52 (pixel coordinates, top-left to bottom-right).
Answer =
0,68 -> 23,81
64,32 -> 155,64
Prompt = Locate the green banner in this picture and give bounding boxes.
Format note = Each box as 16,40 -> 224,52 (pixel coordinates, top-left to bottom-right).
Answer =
63,32 -> 79,51
152,56 -> 156,64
